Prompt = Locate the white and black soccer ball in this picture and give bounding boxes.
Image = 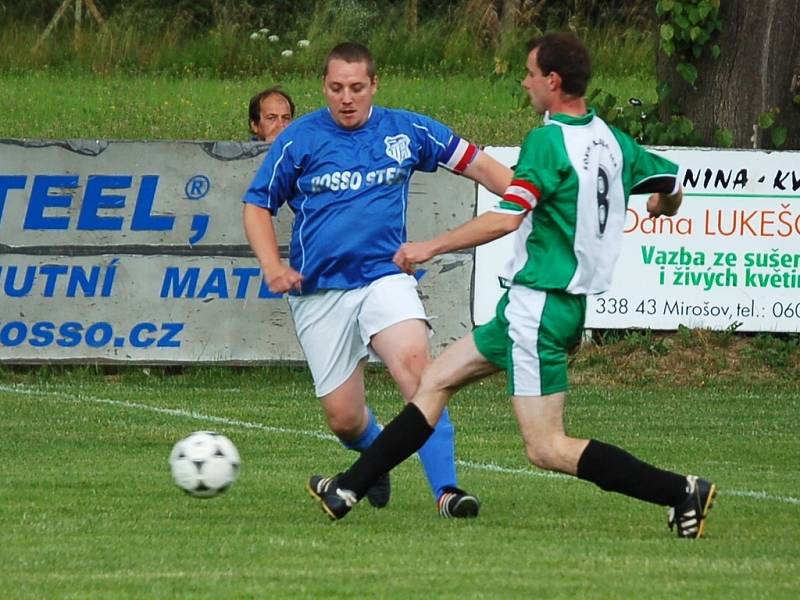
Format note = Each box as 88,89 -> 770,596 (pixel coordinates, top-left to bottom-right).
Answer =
169,431 -> 240,498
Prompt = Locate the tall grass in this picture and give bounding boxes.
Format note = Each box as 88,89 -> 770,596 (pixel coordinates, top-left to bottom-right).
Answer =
0,1 -> 656,144
0,1 -> 655,79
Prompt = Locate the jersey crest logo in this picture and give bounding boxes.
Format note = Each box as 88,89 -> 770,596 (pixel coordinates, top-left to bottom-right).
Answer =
384,134 -> 411,165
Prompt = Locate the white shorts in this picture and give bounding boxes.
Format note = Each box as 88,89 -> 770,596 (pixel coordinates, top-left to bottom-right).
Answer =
288,273 -> 428,397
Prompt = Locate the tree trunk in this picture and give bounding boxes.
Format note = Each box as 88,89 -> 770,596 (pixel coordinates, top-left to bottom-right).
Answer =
657,0 -> 800,149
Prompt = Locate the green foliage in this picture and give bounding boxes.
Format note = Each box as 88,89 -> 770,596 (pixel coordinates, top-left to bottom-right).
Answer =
0,0 -> 659,79
588,89 -> 702,146
618,329 -> 673,356
305,0 -> 382,45
674,61 -> 697,86
756,107 -> 789,149
637,0 -> 721,146
656,0 -> 721,85
652,1 -> 791,150
758,110 -> 776,129
772,126 -> 788,148
713,127 -> 733,148
743,333 -> 800,370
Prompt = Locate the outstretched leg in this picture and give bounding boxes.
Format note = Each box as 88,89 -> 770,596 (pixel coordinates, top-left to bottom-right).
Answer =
512,391 -> 716,538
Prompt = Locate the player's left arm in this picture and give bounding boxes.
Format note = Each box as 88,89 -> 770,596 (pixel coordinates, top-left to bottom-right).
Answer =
414,116 -> 512,195
460,151 -> 514,196
613,125 -> 683,219
629,156 -> 682,218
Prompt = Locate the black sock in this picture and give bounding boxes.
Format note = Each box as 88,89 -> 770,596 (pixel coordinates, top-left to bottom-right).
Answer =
576,439 -> 687,506
337,403 -> 434,499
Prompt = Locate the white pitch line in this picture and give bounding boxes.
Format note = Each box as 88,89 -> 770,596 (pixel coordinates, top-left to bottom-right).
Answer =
0,384 -> 337,442
723,489 -> 800,506
3,383 -> 799,507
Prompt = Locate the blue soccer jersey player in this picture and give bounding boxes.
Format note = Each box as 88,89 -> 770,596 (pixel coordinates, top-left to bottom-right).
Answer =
243,42 -> 512,517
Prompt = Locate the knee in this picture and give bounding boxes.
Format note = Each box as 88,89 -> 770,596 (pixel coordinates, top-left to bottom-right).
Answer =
395,344 -> 429,378
326,408 -> 364,440
387,345 -> 430,400
524,436 -> 567,472
415,363 -> 458,406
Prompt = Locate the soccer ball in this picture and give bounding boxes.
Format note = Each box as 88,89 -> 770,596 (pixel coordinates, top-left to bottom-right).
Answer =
169,431 -> 240,498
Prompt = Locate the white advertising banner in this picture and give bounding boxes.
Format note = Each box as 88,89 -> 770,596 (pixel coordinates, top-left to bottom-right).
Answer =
476,146 -> 800,332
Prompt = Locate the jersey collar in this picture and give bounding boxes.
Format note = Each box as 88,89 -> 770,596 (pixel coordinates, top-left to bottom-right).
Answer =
544,107 -> 596,127
324,105 -> 376,131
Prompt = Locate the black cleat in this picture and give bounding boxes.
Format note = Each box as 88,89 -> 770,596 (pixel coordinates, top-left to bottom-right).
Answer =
306,474 -> 334,502
668,475 -> 717,538
365,472 -> 391,508
307,473 -> 389,509
306,474 -> 357,521
437,486 -> 480,519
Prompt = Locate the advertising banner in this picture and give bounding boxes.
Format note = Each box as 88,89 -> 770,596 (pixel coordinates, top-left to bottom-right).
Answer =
0,140 -> 475,363
476,146 -> 800,332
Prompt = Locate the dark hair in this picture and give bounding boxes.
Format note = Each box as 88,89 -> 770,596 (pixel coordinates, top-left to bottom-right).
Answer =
527,33 -> 591,96
248,87 -> 295,126
323,42 -> 376,79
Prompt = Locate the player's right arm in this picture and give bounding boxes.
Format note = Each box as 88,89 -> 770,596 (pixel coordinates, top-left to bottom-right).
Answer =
242,136 -> 303,293
242,204 -> 302,293
394,210 -> 525,274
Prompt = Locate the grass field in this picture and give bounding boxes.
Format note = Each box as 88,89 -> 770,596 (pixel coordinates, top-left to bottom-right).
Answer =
2,366 -> 798,598
0,70 -> 654,144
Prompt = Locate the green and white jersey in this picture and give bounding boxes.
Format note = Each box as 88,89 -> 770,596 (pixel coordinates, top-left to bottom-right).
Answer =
494,108 -> 680,295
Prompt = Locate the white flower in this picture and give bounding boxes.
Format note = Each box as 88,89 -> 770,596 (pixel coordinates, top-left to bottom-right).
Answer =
297,39 -> 310,48
268,35 -> 279,42
281,50 -> 293,57
259,28 -> 269,35
249,32 -> 259,40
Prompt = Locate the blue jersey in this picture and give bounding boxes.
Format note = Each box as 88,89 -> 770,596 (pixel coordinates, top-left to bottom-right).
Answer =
243,106 -> 477,294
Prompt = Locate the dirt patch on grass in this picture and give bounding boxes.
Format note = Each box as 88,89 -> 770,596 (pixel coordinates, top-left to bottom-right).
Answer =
570,329 -> 800,389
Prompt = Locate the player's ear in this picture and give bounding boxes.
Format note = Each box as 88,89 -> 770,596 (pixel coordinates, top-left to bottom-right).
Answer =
249,120 -> 258,135
549,71 -> 561,91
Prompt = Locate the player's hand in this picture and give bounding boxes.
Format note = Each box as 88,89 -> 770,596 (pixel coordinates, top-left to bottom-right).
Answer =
646,192 -> 680,218
394,242 -> 435,274
646,193 -> 664,217
266,264 -> 303,293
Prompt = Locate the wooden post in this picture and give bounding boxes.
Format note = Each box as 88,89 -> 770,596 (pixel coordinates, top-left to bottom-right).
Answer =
84,0 -> 107,27
33,0 -> 107,52
75,0 -> 82,43
33,0 -> 72,51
